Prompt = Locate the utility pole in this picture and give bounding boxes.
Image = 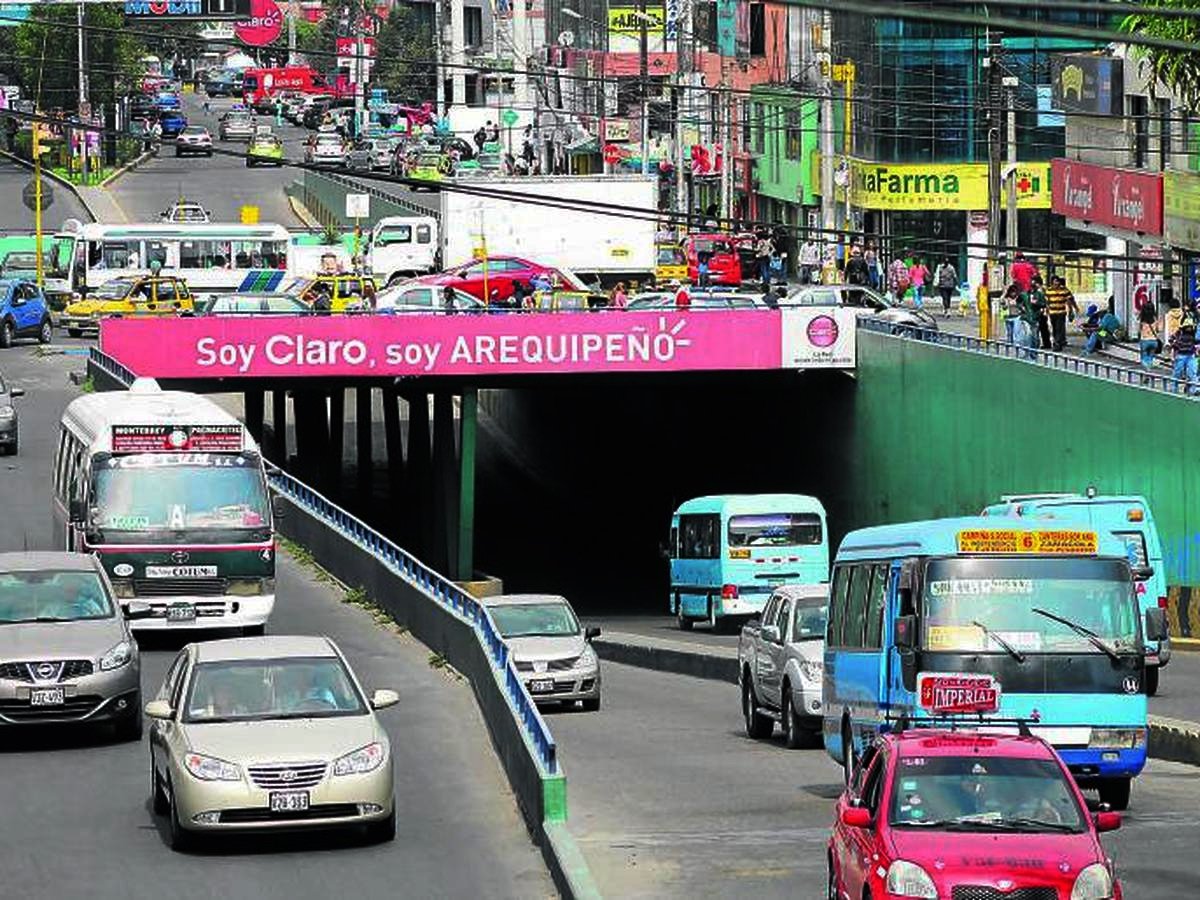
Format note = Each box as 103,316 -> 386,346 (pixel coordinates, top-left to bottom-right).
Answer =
639,0 -> 649,175
77,0 -> 87,182
819,11 -> 834,251
450,0 -> 465,106
985,29 -> 1003,308
1004,75 -> 1019,262
719,63 -> 731,228
287,0 -> 297,65
434,0 -> 445,114
513,0 -> 528,109
674,0 -> 691,226
353,1 -> 366,139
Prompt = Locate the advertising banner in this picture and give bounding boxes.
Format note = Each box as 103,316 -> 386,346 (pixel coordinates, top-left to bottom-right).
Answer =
780,308 -> 857,368
1050,54 -> 1123,116
607,4 -> 666,54
1050,158 -> 1163,236
1164,170 -> 1200,251
851,161 -> 1051,211
124,0 -> 249,20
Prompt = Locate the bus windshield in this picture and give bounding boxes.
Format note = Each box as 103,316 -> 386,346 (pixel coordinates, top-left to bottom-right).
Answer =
923,557 -> 1138,654
728,513 -> 823,547
91,453 -> 269,533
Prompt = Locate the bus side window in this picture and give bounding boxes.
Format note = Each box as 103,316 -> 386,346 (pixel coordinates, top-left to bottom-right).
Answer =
844,565 -> 871,649
864,564 -> 890,649
669,525 -> 679,558
829,565 -> 851,646
54,429 -> 69,496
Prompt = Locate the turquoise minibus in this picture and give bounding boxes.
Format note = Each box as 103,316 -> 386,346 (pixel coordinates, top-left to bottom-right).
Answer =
668,494 -> 829,631
823,515 -> 1167,810
982,491 -> 1169,695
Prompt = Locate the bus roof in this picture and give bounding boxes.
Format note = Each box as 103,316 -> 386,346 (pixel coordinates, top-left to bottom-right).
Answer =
62,383 -> 258,455
673,494 -> 827,516
78,222 -> 291,240
836,515 -> 1128,561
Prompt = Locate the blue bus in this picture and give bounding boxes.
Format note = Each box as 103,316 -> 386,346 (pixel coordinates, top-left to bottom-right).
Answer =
669,494 -> 828,631
982,491 -> 1170,696
822,516 -> 1168,810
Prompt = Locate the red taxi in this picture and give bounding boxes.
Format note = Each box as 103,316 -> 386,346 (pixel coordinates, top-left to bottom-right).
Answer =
828,727 -> 1123,899
684,233 -> 742,286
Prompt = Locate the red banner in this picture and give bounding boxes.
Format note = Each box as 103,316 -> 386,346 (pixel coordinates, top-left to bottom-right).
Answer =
1051,158 -> 1163,236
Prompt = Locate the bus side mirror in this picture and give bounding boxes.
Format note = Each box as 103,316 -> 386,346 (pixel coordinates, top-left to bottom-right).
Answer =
894,614 -> 917,650
1145,608 -> 1168,643
1132,565 -> 1154,581
69,497 -> 86,524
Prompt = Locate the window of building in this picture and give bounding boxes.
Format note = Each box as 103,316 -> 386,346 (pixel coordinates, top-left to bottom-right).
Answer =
752,103 -> 764,154
465,7 -> 483,48
1158,98 -> 1172,169
750,3 -> 765,56
786,108 -> 802,160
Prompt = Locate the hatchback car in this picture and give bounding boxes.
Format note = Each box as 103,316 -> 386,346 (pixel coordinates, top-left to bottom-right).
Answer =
247,133 -> 284,167
345,138 -> 393,171
158,110 -> 188,139
218,111 -> 255,142
782,284 -> 939,333
174,126 -> 213,157
160,200 -> 210,223
483,594 -> 601,710
829,728 -> 1124,900
61,276 -> 194,336
306,133 -> 347,166
145,635 -> 398,849
0,371 -> 23,454
373,284 -> 484,315
196,292 -> 311,316
0,279 -> 53,347
0,552 -> 145,738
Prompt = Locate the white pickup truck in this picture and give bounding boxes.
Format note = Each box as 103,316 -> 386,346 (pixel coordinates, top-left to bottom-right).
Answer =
738,583 -> 829,748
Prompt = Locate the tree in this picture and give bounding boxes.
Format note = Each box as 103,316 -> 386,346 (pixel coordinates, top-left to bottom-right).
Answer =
372,6 -> 435,104
1121,1 -> 1200,109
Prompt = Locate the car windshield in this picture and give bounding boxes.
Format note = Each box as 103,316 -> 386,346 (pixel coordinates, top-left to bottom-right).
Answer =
92,279 -> 136,299
794,601 -> 828,640
728,513 -> 823,547
923,557 -> 1139,653
184,656 -> 366,723
0,570 -> 113,623
91,453 -> 270,532
489,602 -> 579,638
890,755 -> 1086,832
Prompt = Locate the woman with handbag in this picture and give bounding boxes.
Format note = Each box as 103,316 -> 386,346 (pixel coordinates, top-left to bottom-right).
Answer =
1139,301 -> 1162,371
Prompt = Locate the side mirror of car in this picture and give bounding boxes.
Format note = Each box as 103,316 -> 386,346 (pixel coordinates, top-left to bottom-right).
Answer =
143,699 -> 174,720
9,387 -> 23,398
761,624 -> 780,643
1093,811 -> 1121,833
124,600 -> 153,620
1145,607 -> 1169,643
585,626 -> 601,641
371,688 -> 399,710
840,805 -> 872,829
1132,565 -> 1154,581
69,497 -> 86,524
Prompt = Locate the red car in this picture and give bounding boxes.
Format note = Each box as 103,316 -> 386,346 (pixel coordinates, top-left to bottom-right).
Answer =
683,233 -> 742,286
411,256 -> 587,303
829,728 -> 1123,900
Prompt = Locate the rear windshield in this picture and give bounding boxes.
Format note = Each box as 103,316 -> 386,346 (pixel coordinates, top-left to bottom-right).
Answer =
728,513 -> 823,547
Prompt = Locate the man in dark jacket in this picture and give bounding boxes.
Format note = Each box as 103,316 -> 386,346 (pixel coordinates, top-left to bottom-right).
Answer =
1170,313 -> 1198,393
845,245 -> 869,286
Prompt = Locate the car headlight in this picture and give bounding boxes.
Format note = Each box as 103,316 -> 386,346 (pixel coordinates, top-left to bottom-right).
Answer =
1072,863 -> 1115,900
184,753 -> 241,781
0,406 -> 13,420
579,645 -> 598,669
1089,728 -> 1146,749
799,658 -> 823,683
99,640 -> 133,671
332,741 -> 386,776
885,860 -> 938,899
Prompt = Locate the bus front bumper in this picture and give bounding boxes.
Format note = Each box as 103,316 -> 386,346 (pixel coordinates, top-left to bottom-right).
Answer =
123,594 -> 274,631
1059,746 -> 1146,781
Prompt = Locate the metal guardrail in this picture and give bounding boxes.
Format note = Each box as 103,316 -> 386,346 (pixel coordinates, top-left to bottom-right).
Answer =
266,466 -> 559,774
860,316 -> 1200,398
88,346 -> 137,387
316,169 -> 440,221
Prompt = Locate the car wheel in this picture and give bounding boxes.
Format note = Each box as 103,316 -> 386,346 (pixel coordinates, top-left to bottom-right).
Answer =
167,778 -> 195,851
151,760 -> 169,815
782,684 -> 804,749
742,679 -> 773,739
38,318 -> 52,344
827,854 -> 839,900
0,318 -> 13,348
1098,778 -> 1131,811
366,806 -> 396,843
174,148 -> 181,157
67,328 -> 82,338
1144,665 -> 1159,696
842,720 -> 857,785
580,697 -> 600,712
675,595 -> 694,631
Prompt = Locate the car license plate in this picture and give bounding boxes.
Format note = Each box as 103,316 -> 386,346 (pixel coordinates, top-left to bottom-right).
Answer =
30,688 -> 65,706
529,679 -> 556,694
270,791 -> 310,812
166,603 -> 196,622
145,565 -> 218,579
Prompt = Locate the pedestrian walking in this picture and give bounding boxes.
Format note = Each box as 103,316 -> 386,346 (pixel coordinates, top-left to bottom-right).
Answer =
798,238 -> 821,285
755,231 -> 774,284
697,254 -> 711,288
864,243 -> 880,290
908,257 -> 930,308
1044,276 -> 1078,351
1169,313 -> 1199,393
934,258 -> 958,315
1138,300 -> 1161,371
845,245 -> 869,286
1002,284 -> 1022,344
1030,276 -> 1051,349
888,256 -> 911,304
474,124 -> 487,151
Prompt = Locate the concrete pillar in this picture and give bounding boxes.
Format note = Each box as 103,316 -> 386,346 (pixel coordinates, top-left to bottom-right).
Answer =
293,390 -> 330,486
356,386 -> 374,496
382,384 -> 404,505
403,391 -> 433,558
271,389 -> 288,462
432,391 -> 458,575
457,388 -> 477,582
328,388 -> 345,491
244,390 -> 264,446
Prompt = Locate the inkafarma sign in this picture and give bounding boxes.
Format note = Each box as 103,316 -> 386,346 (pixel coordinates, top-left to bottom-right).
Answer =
851,161 -> 1052,211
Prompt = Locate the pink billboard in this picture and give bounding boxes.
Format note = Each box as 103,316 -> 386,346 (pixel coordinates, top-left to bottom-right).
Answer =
99,311 -> 786,379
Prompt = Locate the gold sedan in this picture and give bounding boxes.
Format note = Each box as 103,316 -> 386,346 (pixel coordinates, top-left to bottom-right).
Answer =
146,635 -> 398,850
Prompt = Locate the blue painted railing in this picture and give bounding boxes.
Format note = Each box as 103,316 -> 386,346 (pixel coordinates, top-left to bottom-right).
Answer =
861,317 -> 1200,398
266,466 -> 559,774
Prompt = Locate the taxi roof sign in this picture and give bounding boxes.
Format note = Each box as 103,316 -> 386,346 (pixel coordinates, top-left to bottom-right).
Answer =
918,672 -> 1001,716
956,529 -> 1097,555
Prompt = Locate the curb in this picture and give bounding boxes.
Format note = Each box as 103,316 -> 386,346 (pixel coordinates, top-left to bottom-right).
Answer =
99,148 -> 156,188
1149,715 -> 1200,767
287,192 -> 321,229
542,820 -> 603,900
0,148 -> 95,223
1173,637 -> 1200,652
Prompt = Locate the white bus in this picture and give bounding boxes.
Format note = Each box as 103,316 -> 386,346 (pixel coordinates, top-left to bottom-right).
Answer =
53,380 -> 278,632
48,221 -> 293,295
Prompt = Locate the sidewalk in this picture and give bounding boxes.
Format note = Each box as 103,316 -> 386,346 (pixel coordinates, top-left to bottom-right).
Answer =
74,185 -> 127,223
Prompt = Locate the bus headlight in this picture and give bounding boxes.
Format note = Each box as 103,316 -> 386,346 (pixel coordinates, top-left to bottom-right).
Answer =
110,580 -> 136,599
1071,863 -> 1114,900
1089,728 -> 1146,749
227,578 -> 271,596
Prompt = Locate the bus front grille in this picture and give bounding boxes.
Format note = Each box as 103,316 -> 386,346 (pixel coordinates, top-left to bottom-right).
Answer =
133,578 -> 229,597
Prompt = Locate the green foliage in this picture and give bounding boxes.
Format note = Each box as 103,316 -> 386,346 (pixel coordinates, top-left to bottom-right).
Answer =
372,7 -> 435,104
1121,1 -> 1200,109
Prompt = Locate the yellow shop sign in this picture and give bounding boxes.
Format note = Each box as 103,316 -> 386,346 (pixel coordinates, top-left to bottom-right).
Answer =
851,161 -> 1052,211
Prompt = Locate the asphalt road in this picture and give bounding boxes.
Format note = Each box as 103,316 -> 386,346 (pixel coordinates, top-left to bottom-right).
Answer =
0,156 -> 92,230
0,344 -> 552,899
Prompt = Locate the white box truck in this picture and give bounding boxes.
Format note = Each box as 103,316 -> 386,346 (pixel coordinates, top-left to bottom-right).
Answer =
439,175 -> 658,284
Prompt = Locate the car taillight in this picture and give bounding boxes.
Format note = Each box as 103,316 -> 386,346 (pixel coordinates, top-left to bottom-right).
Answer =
1158,596 -> 1169,609
721,584 -> 738,600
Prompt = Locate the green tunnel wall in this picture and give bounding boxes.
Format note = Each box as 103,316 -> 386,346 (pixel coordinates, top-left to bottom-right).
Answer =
849,330 -> 1200,638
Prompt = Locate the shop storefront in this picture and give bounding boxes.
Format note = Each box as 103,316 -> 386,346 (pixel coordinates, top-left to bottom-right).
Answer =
1051,158 -> 1164,324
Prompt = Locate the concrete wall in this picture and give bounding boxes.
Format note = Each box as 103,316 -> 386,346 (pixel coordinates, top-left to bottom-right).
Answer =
850,330 -> 1200,636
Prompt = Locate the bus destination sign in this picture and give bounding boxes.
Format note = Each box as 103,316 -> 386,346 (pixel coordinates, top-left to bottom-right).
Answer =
918,672 -> 1001,715
112,424 -> 244,453
956,529 -> 1098,555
